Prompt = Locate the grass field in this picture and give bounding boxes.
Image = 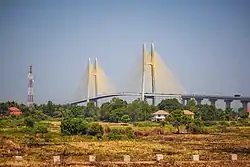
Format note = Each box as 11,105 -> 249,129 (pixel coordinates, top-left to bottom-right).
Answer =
1,121 -> 250,166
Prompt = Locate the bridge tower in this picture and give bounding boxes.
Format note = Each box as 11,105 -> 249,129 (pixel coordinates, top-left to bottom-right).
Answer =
140,43 -> 157,105
87,58 -> 98,104
86,58 -> 101,106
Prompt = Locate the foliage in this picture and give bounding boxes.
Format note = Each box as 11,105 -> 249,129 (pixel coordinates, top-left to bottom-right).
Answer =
185,99 -> 197,112
121,114 -> 131,123
165,109 -> 192,133
107,132 -> 122,140
60,118 -> 88,135
238,107 -> 249,119
157,98 -> 183,112
133,121 -> 159,127
237,118 -> 250,126
34,123 -> 49,133
202,121 -> 218,126
87,123 -> 103,136
186,123 -> 206,134
24,117 -> 35,128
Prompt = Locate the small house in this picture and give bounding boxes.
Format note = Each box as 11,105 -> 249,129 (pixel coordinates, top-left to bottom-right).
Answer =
152,110 -> 169,122
8,107 -> 22,116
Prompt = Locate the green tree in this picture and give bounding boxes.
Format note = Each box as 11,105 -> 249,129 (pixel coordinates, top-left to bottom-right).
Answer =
185,99 -> 197,112
84,102 -> 98,119
157,99 -> 183,112
166,109 -> 192,134
121,114 -> 131,123
61,118 -> 88,135
24,117 -> 35,128
127,99 -> 155,122
238,107 -> 249,119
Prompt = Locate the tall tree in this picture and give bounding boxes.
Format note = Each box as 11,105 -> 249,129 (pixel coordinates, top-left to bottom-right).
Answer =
157,98 -> 183,112
165,109 -> 192,134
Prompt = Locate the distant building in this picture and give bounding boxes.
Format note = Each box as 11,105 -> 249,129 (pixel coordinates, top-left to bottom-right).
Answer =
183,110 -> 194,119
8,107 -> 22,116
152,110 -> 169,122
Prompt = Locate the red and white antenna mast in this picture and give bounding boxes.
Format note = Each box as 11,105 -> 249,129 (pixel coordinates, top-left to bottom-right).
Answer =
27,65 -> 34,106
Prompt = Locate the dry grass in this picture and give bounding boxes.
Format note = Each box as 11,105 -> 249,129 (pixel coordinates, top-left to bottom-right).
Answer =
1,122 -> 250,166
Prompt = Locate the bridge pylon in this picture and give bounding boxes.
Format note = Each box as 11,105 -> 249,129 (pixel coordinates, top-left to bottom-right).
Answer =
140,43 -> 157,105
87,58 -> 98,105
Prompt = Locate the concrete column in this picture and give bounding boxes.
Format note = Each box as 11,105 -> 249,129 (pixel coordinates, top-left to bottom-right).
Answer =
241,100 -> 249,113
230,154 -> 237,161
224,100 -> 233,109
195,98 -> 203,105
151,43 -> 156,106
156,154 -> 164,162
89,155 -> 96,162
182,98 -> 189,105
192,155 -> 199,161
209,98 -> 217,107
141,43 -> 146,101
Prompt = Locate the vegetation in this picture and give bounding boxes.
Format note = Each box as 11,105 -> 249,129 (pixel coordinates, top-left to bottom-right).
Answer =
1,98 -> 250,166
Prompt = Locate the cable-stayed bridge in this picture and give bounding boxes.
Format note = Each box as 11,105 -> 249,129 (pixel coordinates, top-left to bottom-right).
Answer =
71,43 -> 250,112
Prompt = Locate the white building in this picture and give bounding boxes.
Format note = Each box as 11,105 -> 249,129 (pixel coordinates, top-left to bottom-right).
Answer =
152,110 -> 169,122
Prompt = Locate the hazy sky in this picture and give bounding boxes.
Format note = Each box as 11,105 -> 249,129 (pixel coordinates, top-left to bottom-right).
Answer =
1,0 -> 250,104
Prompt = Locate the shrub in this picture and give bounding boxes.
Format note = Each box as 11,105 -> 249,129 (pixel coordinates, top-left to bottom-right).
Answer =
61,118 -> 89,135
85,117 -> 94,122
21,127 -> 33,133
24,117 -> 35,128
230,121 -> 237,126
121,115 -> 131,123
219,121 -> 229,126
124,127 -> 135,139
34,124 -> 49,133
186,123 -> 206,134
87,123 -> 103,136
237,118 -> 250,126
133,121 -> 159,127
107,132 -> 122,140
203,121 -> 217,127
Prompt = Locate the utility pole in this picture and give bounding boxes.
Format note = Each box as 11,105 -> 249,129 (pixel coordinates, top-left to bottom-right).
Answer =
27,65 -> 34,107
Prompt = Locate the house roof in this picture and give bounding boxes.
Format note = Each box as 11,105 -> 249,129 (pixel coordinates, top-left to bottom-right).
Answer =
10,111 -> 22,116
9,107 -> 21,112
184,110 -> 194,115
153,110 -> 169,115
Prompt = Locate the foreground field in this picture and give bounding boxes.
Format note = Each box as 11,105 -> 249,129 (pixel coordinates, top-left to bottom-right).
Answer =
1,121 -> 250,166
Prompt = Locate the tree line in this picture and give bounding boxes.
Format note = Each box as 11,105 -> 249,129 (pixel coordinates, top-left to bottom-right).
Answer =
0,98 -> 249,122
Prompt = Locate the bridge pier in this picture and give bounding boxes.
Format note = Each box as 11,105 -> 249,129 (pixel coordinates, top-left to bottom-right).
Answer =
195,98 -> 203,105
224,100 -> 233,109
182,98 -> 190,105
241,100 -> 249,113
209,98 -> 217,107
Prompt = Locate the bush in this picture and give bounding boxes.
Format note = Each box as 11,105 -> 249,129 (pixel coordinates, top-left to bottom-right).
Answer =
85,117 -> 94,122
87,123 -> 103,136
24,117 -> 35,128
60,118 -> 88,135
32,110 -> 48,121
203,121 -> 217,127
133,121 -> 159,127
21,126 -> 33,133
186,123 -> 206,134
121,115 -> 131,123
107,132 -> 122,140
34,124 -> 49,133
219,121 -> 229,126
230,121 -> 237,126
237,118 -> 250,126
